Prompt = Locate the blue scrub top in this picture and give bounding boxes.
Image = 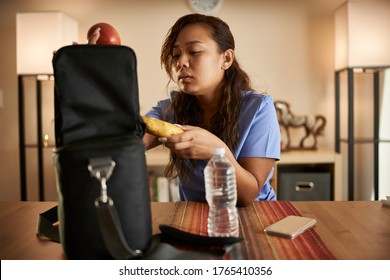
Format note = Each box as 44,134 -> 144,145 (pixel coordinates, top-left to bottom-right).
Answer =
146,90 -> 281,201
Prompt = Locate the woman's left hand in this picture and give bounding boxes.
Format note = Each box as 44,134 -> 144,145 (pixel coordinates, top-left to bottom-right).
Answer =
160,125 -> 227,160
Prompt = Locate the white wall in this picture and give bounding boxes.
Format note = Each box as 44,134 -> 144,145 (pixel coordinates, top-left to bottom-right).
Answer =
0,0 -> 339,201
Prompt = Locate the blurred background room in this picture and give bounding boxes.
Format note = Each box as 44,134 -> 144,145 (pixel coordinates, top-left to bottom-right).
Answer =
0,0 -> 389,202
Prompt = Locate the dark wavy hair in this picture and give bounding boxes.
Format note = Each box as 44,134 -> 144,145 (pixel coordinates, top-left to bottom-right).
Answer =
160,13 -> 252,180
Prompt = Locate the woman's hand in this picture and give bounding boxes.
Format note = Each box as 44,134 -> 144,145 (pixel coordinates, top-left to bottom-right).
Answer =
159,125 -> 227,160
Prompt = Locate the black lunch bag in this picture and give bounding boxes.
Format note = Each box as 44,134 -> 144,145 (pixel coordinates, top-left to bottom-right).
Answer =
52,44 -> 151,259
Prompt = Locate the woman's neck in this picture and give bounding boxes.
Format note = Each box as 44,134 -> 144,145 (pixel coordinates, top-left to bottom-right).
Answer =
196,92 -> 221,129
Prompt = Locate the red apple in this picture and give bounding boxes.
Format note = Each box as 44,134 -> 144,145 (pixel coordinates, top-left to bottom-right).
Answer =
87,22 -> 121,45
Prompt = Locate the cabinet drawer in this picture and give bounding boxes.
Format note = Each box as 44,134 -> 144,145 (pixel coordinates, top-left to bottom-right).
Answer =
278,172 -> 331,201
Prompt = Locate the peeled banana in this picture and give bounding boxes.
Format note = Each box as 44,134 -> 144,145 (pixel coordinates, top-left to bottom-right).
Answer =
141,115 -> 183,137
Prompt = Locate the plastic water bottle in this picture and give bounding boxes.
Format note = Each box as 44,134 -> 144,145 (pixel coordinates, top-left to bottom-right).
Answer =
204,147 -> 239,237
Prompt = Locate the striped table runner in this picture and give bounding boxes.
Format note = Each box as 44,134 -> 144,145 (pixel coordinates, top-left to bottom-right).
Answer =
166,201 -> 336,260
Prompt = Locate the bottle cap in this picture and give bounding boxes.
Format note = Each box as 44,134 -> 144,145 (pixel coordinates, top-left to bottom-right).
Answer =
212,147 -> 226,155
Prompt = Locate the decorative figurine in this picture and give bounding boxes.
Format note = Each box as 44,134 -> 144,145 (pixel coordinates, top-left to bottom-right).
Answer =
274,100 -> 326,151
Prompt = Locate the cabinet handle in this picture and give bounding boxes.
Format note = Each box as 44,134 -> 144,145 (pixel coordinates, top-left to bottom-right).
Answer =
295,181 -> 314,192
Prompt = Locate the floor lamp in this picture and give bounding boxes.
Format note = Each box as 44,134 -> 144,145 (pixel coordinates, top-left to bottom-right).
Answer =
334,0 -> 390,200
16,12 -> 78,201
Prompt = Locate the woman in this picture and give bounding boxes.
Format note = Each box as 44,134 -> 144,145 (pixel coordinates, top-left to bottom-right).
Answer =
143,14 -> 280,207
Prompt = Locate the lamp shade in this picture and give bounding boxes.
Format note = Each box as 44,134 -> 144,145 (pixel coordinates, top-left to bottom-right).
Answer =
335,0 -> 390,70
16,12 -> 78,75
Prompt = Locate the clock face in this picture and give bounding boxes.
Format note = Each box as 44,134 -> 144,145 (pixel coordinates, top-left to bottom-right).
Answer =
188,0 -> 223,14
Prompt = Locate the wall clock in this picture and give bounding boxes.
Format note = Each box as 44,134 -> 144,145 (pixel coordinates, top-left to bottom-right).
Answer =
188,0 -> 223,14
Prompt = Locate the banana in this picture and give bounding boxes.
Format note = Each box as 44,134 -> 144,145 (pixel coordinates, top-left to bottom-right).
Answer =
141,115 -> 183,137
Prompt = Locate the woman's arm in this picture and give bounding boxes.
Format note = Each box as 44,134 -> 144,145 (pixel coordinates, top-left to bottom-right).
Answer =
143,133 -> 161,150
229,154 -> 275,207
161,125 -> 273,206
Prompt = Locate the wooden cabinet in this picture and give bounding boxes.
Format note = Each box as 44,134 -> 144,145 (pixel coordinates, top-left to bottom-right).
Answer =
145,146 -> 177,202
276,149 -> 342,201
145,146 -> 171,167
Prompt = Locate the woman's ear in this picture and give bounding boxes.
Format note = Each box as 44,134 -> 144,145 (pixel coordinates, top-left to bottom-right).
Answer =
222,49 -> 234,70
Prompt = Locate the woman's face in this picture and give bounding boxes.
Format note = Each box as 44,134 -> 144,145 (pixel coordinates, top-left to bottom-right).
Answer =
171,23 -> 226,98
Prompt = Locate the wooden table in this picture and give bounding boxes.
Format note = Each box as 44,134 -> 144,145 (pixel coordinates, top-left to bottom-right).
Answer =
0,201 -> 389,260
